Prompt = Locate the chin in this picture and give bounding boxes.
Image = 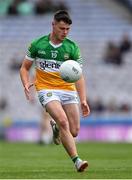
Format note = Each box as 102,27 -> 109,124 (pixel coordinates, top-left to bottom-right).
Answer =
61,37 -> 65,41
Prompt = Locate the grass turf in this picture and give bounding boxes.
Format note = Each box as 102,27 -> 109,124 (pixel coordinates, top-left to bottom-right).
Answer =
0,141 -> 132,179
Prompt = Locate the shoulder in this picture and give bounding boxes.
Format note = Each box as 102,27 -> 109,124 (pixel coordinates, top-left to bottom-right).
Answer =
31,35 -> 49,46
64,38 -> 79,49
64,38 -> 80,53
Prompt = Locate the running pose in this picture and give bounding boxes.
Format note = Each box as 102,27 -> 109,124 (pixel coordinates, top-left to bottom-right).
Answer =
20,10 -> 90,172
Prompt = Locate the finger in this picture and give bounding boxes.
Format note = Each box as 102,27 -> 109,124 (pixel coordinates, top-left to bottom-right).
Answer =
83,113 -> 88,117
83,111 -> 89,117
82,106 -> 90,117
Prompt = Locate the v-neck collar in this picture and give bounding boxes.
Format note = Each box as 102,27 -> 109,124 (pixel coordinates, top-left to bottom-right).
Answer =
49,41 -> 62,48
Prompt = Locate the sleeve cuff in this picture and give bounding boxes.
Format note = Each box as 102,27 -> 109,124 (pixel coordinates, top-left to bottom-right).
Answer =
25,55 -> 35,61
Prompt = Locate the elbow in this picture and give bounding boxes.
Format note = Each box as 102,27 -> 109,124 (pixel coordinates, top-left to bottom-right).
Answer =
19,66 -> 23,75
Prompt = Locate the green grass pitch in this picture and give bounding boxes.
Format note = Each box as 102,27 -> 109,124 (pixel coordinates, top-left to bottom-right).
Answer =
0,141 -> 132,179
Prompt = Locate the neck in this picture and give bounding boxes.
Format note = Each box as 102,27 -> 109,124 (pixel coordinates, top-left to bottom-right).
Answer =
50,33 -> 62,45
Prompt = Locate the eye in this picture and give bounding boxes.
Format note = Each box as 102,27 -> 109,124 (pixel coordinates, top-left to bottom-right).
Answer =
60,27 -> 65,30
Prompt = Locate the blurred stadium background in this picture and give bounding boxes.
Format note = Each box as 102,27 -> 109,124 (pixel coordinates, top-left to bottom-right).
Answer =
0,0 -> 132,143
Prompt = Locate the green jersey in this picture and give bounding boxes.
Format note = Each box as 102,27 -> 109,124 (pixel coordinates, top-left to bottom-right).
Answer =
26,34 -> 83,91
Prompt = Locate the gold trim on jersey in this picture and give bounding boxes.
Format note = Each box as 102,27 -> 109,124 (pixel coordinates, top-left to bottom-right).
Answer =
35,68 -> 76,91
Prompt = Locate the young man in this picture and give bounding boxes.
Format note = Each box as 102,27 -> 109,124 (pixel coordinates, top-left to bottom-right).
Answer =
20,10 -> 90,172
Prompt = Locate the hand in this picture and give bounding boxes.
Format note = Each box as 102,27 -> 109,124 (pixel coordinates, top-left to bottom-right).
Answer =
81,101 -> 90,117
24,83 -> 34,100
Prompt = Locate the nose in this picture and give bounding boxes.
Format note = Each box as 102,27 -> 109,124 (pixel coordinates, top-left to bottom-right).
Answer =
63,29 -> 68,35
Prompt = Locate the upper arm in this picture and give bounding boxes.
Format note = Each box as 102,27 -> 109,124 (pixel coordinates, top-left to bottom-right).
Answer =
21,59 -> 33,71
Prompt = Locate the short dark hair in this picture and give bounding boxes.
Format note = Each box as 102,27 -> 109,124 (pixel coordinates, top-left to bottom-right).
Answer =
54,10 -> 72,25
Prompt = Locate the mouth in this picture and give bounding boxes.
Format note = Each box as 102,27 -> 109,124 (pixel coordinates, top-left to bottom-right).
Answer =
62,36 -> 66,39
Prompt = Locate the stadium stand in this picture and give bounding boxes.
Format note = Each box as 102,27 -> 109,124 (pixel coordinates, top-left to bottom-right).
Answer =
0,0 -> 132,142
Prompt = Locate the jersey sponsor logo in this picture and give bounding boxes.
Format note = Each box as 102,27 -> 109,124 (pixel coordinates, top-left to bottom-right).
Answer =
38,50 -> 46,55
64,53 -> 69,60
36,59 -> 61,71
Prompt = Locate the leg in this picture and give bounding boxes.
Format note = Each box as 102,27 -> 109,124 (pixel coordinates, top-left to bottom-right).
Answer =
39,108 -> 52,144
46,100 -> 78,158
63,103 -> 80,137
63,103 -> 88,172
38,90 -> 88,172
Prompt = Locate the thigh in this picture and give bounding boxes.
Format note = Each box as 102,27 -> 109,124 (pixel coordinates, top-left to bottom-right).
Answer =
45,100 -> 68,126
63,103 -> 80,134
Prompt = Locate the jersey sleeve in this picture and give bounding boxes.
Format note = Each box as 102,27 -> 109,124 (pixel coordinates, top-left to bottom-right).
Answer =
72,45 -> 83,67
25,40 -> 37,61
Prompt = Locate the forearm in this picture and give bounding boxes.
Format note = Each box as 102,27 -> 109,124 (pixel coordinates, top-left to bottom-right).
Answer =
20,59 -> 33,88
75,75 -> 87,102
20,67 -> 30,87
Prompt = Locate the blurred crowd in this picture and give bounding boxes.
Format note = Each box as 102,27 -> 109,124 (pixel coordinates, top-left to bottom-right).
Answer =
103,33 -> 131,66
1,0 -> 69,16
115,0 -> 132,15
88,97 -> 131,114
0,94 -> 131,115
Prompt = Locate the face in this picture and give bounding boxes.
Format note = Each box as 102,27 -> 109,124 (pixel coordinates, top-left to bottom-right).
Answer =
52,20 -> 71,42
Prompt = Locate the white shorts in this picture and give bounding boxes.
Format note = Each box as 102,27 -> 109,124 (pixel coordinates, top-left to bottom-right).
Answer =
37,89 -> 79,107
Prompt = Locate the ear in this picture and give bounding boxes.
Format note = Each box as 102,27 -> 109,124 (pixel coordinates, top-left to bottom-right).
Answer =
52,21 -> 55,27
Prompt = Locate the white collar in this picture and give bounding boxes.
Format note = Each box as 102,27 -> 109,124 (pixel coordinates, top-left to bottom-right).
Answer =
49,41 -> 62,48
